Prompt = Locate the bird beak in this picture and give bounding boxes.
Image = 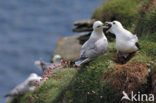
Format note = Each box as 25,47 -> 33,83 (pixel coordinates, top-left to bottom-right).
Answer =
104,22 -> 112,28
104,21 -> 112,33
102,25 -> 109,29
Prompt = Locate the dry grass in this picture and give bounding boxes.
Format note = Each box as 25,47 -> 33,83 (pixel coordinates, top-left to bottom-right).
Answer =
103,62 -> 148,98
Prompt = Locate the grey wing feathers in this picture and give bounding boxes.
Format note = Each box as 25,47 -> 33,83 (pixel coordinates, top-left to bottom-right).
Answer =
75,39 -> 97,66
80,41 -> 88,58
80,39 -> 97,58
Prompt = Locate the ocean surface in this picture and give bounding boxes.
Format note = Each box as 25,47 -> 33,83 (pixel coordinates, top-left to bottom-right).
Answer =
0,0 -> 105,102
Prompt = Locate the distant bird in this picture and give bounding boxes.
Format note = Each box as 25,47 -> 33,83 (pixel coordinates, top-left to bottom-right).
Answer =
34,54 -> 62,72
5,73 -> 41,98
105,21 -> 140,58
75,21 -> 108,66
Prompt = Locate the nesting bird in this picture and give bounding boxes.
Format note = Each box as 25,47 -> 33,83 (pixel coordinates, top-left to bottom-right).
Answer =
105,21 -> 140,59
34,54 -> 62,72
5,73 -> 41,98
75,21 -> 108,66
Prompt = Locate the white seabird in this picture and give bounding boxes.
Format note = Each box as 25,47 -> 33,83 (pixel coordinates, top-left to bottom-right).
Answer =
105,21 -> 140,58
34,54 -> 62,72
75,21 -> 108,66
5,73 -> 41,98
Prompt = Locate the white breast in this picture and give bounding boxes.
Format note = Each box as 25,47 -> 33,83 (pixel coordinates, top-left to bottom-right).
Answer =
95,38 -> 108,52
116,39 -> 138,53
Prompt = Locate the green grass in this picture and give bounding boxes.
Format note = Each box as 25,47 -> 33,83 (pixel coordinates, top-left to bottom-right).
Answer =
8,68 -> 77,103
55,43 -> 118,103
8,32 -> 156,103
56,33 -> 156,103
8,0 -> 156,102
139,33 -> 156,60
92,0 -> 142,29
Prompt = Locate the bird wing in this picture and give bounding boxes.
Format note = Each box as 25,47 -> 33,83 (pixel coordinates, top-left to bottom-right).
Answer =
75,38 -> 97,66
131,35 -> 138,42
80,38 -> 97,58
80,40 -> 88,58
131,35 -> 140,49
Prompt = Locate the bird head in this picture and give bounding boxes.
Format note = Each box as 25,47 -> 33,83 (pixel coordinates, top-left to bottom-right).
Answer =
105,21 -> 123,34
93,21 -> 107,31
53,54 -> 62,65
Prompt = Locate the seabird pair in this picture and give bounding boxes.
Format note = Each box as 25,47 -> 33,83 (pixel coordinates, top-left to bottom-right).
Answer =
5,20 -> 140,99
75,20 -> 140,66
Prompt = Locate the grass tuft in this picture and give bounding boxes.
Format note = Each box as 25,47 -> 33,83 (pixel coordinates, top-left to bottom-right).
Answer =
92,0 -> 142,29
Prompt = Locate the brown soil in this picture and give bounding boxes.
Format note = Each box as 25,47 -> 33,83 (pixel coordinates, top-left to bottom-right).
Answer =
114,52 -> 137,64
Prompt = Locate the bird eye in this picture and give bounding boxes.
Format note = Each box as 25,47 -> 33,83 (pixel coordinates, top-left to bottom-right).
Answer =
113,22 -> 115,24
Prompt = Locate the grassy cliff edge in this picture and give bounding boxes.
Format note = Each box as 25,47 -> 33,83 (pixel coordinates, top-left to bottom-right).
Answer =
8,0 -> 156,103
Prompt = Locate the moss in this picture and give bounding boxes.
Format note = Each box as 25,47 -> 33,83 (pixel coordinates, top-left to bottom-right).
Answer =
54,38 -> 154,103
92,0 -> 142,29
139,33 -> 156,60
56,43 -> 118,103
8,32 -> 156,103
8,0 -> 156,103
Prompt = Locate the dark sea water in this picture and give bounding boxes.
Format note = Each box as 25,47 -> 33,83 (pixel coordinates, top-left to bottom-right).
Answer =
0,0 -> 105,102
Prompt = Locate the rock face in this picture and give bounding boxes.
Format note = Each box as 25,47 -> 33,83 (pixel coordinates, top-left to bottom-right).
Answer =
53,33 -> 90,61
72,19 -> 95,32
52,19 -> 95,62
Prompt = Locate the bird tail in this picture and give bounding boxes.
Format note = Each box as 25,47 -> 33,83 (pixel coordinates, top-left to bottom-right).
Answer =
135,42 -> 141,49
75,58 -> 90,66
132,35 -> 140,49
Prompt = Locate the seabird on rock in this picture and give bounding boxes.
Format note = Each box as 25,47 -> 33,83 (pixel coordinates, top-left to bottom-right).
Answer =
105,21 -> 140,59
5,73 -> 41,98
34,54 -> 62,72
75,21 -> 108,66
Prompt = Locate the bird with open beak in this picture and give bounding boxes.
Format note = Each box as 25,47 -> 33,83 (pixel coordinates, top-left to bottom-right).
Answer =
104,21 -> 140,61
